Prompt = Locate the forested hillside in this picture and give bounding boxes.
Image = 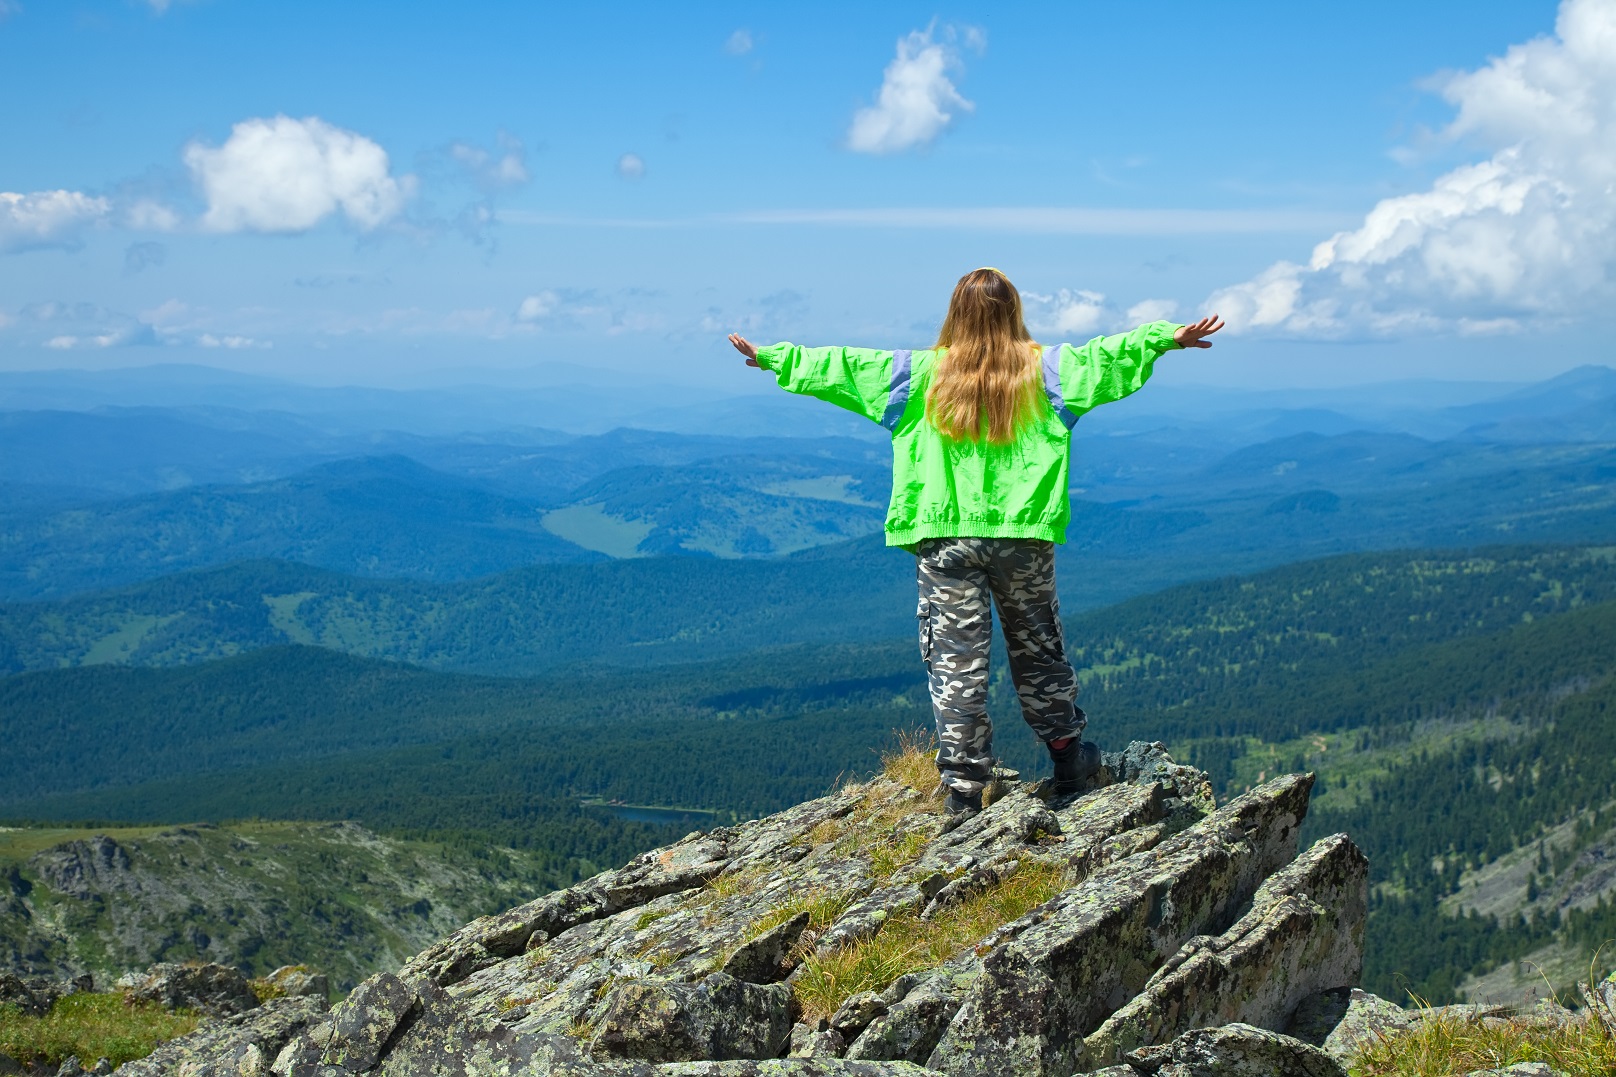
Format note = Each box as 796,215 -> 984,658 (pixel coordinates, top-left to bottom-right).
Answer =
8,545 -> 1616,1002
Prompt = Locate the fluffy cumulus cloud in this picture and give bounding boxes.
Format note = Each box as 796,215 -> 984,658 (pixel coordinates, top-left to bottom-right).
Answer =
1211,0 -> 1616,336
1022,290 -> 1179,338
847,25 -> 980,154
0,190 -> 110,252
184,115 -> 415,233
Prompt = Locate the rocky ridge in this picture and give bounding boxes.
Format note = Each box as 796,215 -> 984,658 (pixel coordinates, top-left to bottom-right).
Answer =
112,741 -> 1379,1075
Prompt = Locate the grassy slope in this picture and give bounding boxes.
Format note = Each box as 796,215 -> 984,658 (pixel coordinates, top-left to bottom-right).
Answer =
0,820 -> 613,990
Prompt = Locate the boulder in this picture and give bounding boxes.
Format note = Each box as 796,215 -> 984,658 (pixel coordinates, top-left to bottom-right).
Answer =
1083,833 -> 1367,1066
0,973 -> 91,1018
115,995 -> 328,1077
263,965 -> 331,1001
588,973 -> 793,1062
925,775 -> 1315,1077
1125,1023 -> 1348,1076
116,961 -> 260,1016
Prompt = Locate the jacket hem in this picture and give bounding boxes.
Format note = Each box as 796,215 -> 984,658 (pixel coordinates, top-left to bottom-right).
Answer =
886,522 -> 1067,546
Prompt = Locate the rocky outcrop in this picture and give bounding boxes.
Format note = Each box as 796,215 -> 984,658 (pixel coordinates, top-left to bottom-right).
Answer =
132,743 -> 1367,1076
115,994 -> 329,1077
0,972 -> 93,1017
116,961 -> 261,1016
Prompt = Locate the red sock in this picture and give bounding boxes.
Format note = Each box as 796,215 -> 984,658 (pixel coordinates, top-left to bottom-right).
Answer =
1049,737 -> 1074,751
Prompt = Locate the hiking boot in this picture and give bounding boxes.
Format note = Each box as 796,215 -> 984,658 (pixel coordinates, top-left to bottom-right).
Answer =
1049,738 -> 1102,795
945,788 -> 983,815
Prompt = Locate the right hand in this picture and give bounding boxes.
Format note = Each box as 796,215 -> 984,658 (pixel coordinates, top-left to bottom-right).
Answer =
728,333 -> 760,367
1173,315 -> 1225,349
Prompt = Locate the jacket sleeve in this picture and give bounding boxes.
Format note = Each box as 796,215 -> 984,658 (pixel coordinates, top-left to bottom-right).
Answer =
753,343 -> 898,425
1058,321 -> 1182,418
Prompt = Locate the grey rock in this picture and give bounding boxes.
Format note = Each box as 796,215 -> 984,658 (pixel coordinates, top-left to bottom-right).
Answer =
722,912 -> 809,984
1459,1066 -> 1558,1077
1315,988 -> 1412,1059
589,972 -> 792,1062
658,1063 -> 946,1075
0,1052 -> 22,1076
1126,1022 -> 1348,1076
89,1061 -> 113,1076
116,961 -> 260,1016
1580,973 -> 1616,1032
115,995 -> 328,1077
926,774 -> 1316,1077
54,1057 -> 85,1077
829,992 -> 887,1039
265,965 -> 331,1001
135,744 -> 1368,1077
788,1026 -> 847,1058
315,971 -> 418,1072
843,972 -> 966,1064
1084,832 -> 1367,1065
0,973 -> 92,1018
1282,988 -> 1351,1046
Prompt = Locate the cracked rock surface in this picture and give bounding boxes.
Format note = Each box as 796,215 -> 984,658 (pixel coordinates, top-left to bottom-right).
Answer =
134,742 -> 1367,1076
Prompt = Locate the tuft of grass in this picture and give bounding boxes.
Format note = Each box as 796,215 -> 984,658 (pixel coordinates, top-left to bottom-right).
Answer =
564,1016 -> 595,1041
0,994 -> 200,1070
792,859 -> 1069,1022
870,829 -> 930,881
881,730 -> 940,797
633,909 -> 671,931
1351,1005 -> 1616,1076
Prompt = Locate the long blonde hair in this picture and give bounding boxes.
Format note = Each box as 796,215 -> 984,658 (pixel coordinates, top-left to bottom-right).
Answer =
925,268 -> 1042,444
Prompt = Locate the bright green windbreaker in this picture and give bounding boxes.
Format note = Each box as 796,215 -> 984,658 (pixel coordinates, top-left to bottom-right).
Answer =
754,321 -> 1183,547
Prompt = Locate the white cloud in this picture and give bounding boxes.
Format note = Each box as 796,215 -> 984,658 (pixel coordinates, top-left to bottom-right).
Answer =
198,333 -> 270,349
0,190 -> 110,252
847,26 -> 974,155
450,134 -> 529,190
1024,290 -> 1185,338
121,199 -> 179,231
1125,298 -> 1180,324
516,291 -> 559,321
617,153 -> 646,180
724,29 -> 753,55
184,115 -> 414,233
10,301 -> 160,348
1210,0 -> 1616,337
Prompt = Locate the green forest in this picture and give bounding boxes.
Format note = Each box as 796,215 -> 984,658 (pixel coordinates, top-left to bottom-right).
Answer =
7,544 -> 1616,1001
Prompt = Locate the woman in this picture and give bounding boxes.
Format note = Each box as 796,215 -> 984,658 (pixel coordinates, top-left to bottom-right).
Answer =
728,268 -> 1222,813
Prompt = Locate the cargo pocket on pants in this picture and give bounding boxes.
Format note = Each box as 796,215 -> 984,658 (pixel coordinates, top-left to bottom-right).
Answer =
917,596 -> 933,667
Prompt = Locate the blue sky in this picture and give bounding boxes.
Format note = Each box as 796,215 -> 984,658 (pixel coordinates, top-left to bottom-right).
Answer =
3,0 -> 1610,395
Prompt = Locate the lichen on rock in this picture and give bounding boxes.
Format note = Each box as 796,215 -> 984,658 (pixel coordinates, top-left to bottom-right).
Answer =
142,742 -> 1372,1076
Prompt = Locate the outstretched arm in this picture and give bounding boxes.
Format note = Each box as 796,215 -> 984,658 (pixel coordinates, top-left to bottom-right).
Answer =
726,332 -> 899,425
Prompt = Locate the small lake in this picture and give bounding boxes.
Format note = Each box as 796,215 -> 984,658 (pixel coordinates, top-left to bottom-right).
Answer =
582,801 -> 720,827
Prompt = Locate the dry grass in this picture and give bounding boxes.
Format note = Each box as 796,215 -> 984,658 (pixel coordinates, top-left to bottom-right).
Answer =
0,994 -> 200,1070
1351,1006 -> 1616,1076
792,859 -> 1069,1022
882,729 -> 940,796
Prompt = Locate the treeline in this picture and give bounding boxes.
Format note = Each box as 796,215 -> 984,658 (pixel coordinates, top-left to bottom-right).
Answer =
10,546 -> 1616,1001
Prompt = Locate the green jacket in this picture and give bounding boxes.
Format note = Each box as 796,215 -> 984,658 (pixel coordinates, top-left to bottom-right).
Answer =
754,322 -> 1183,546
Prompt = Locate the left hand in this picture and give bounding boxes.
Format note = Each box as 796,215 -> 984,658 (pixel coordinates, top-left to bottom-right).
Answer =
728,333 -> 761,367
1173,314 -> 1225,349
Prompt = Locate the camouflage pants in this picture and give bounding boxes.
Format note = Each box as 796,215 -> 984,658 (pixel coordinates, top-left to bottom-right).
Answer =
916,537 -> 1084,795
